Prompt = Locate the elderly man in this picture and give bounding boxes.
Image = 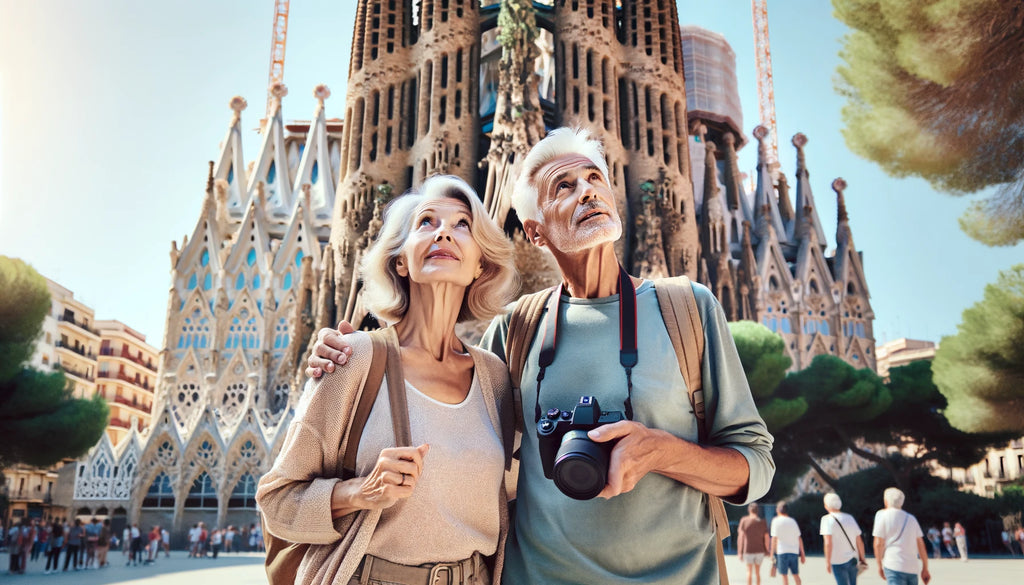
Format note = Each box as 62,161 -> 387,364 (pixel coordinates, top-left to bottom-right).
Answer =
873,488 -> 930,585
307,127 -> 773,584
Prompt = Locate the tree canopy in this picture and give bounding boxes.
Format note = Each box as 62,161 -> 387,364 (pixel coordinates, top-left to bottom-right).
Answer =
0,256 -> 109,468
833,0 -> 1024,245
728,321 -> 806,430
933,263 -> 1024,433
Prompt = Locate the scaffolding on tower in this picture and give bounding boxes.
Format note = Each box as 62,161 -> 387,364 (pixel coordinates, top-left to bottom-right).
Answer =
265,0 -> 290,123
751,0 -> 779,175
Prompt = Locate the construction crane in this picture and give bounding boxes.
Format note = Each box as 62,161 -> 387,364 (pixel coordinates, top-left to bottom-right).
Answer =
265,0 -> 290,121
751,0 -> 779,173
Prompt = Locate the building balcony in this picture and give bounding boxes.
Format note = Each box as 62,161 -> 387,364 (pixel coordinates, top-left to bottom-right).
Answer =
113,394 -> 152,414
109,417 -> 131,429
54,363 -> 94,382
100,346 -> 157,372
57,314 -> 100,337
8,489 -> 52,504
56,340 -> 96,360
97,370 -> 152,391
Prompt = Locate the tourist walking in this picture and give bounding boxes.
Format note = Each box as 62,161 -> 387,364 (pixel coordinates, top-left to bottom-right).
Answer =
953,522 -> 967,561
738,503 -> 770,585
941,522 -> 956,558
224,525 -> 234,553
925,526 -> 941,559
161,526 -> 170,557
128,522 -> 143,566
1016,526 -> 1024,556
820,492 -> 866,585
96,519 -> 111,568
1002,528 -> 1017,556
18,518 -> 36,573
63,518 -> 84,571
122,525 -> 131,558
872,488 -> 930,585
210,527 -> 222,559
771,501 -> 806,585
145,525 -> 160,563
43,519 -> 64,574
84,517 -> 100,569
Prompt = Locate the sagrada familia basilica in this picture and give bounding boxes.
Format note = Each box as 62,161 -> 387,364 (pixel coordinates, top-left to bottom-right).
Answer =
71,0 -> 874,542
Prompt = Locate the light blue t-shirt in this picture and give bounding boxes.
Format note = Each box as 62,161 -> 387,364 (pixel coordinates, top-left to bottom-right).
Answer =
480,279 -> 774,585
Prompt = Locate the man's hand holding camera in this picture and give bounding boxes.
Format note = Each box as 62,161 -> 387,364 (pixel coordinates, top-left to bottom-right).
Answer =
588,420 -> 750,500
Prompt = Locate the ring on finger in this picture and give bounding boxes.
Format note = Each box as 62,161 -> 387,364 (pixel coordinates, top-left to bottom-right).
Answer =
400,472 -> 408,486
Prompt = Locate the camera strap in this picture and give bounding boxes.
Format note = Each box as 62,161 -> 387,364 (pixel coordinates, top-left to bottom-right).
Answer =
533,265 -> 638,423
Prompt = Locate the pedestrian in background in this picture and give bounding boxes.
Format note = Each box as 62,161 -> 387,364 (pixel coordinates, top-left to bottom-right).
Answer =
872,488 -> 930,585
43,519 -> 64,574
210,527 -> 222,559
953,522 -> 968,561
738,503 -> 770,585
820,492 -> 866,585
63,518 -> 84,571
941,522 -> 956,558
96,519 -> 111,568
771,501 -> 806,585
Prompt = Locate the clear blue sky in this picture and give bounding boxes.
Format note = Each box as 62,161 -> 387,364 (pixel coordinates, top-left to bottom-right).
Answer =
1,0 -> 1020,349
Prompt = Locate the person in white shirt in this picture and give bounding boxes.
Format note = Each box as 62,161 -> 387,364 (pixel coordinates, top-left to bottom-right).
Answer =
872,488 -> 930,585
770,501 -> 806,585
820,492 -> 865,585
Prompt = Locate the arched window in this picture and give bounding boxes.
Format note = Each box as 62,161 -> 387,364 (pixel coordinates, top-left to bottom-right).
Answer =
228,473 -> 258,509
142,472 -> 175,508
184,471 -> 217,509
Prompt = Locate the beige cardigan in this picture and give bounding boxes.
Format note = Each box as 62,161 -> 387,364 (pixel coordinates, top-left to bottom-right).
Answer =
256,330 -> 515,585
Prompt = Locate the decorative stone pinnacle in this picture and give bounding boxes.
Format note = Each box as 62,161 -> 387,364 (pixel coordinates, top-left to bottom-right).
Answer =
792,133 -> 808,148
723,131 -> 736,145
753,125 -> 769,141
270,82 -> 289,101
313,84 -> 331,105
833,178 -> 849,223
206,161 -> 215,192
230,96 -> 248,115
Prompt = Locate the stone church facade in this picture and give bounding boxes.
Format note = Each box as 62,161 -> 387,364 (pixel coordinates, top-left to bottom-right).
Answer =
71,0 -> 874,541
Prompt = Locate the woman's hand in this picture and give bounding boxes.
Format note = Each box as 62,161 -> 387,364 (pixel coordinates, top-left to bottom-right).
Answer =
330,444 -> 430,518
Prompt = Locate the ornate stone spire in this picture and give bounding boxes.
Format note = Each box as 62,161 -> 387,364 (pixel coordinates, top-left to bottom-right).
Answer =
753,125 -> 787,241
791,132 -> 826,245
313,84 -> 331,115
833,177 -> 852,247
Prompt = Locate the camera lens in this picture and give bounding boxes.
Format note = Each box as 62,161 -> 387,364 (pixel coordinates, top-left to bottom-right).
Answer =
552,430 -> 608,500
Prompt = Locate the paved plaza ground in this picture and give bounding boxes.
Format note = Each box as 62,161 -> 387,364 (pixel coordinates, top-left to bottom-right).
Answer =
2,550 -> 1021,584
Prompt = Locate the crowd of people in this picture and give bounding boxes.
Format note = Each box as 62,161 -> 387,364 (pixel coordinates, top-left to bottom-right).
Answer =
3,516 -> 266,575
735,489 -> 1023,585
4,517 -> 114,574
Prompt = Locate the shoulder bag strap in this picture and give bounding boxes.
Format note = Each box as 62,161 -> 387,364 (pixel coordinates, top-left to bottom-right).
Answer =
831,514 -> 863,560
383,327 -> 412,447
887,512 -> 911,548
340,331 -> 389,479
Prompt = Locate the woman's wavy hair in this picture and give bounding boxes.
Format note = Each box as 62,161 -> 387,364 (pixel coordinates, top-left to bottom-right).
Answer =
359,175 -> 519,325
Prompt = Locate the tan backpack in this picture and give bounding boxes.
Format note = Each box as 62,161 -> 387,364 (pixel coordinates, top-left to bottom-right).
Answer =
504,275 -> 731,585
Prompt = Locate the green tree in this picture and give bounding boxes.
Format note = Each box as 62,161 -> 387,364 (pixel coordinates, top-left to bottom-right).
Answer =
933,264 -> 1024,433
0,256 -> 109,468
728,321 -> 806,430
832,0 -> 1024,245
773,355 -> 892,490
728,321 -> 809,500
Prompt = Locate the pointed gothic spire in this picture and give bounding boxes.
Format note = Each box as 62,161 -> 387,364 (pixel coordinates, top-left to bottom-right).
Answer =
700,130 -> 726,257
791,132 -> 827,245
777,173 -> 794,224
212,96 -> 250,218
721,131 -> 744,213
292,85 -> 336,225
753,125 -> 787,242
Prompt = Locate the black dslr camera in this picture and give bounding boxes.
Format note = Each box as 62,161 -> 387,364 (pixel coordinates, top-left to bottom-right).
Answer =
536,396 -> 625,500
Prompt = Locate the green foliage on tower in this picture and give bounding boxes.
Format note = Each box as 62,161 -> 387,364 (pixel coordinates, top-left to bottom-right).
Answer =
933,264 -> 1024,433
0,256 -> 109,468
832,0 -> 1024,246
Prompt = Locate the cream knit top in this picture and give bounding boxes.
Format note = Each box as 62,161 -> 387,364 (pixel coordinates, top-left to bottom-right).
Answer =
359,376 -> 504,564
256,330 -> 515,585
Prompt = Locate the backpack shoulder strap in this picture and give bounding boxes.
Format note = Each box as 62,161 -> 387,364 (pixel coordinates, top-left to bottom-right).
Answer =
340,330 -> 389,479
506,287 -> 555,389
505,287 -> 554,434
653,276 -> 706,440
654,276 -> 730,585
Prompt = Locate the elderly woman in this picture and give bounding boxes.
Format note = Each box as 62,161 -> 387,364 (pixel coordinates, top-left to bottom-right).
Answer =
256,175 -> 518,585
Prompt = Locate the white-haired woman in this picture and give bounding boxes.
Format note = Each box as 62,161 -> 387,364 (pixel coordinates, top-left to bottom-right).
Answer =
820,492 -> 866,585
257,175 -> 519,585
872,487 -> 930,585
